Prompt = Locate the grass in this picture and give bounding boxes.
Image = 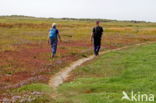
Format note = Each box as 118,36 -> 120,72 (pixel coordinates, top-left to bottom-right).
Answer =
11,83 -> 53,103
53,43 -> 156,103
0,16 -> 156,101
0,16 -> 156,52
16,83 -> 53,93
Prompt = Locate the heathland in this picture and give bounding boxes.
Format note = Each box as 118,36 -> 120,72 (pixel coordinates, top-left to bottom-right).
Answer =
0,16 -> 156,102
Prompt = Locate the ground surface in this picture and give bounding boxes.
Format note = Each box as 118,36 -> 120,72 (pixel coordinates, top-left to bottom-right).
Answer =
54,42 -> 156,103
0,16 -> 156,102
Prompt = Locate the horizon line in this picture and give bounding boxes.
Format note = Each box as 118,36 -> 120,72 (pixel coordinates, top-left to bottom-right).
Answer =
0,14 -> 155,23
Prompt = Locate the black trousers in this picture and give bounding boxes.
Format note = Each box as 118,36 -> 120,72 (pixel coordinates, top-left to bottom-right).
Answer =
93,38 -> 101,55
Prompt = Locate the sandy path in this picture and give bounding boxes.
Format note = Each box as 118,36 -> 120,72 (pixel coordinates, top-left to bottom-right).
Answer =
48,42 -> 153,89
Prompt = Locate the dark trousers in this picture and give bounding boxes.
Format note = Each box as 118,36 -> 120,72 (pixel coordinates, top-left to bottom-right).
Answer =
94,38 -> 101,56
50,38 -> 58,56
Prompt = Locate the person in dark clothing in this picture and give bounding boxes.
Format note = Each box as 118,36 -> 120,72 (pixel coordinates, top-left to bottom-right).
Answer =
91,21 -> 104,56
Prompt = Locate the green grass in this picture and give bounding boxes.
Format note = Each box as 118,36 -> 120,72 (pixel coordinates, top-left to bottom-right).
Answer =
16,83 -> 53,93
0,16 -> 156,53
54,43 -> 156,103
11,83 -> 53,103
1,16 -> 156,102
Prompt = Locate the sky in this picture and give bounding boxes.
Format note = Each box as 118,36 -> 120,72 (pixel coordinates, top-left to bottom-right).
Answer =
0,0 -> 156,22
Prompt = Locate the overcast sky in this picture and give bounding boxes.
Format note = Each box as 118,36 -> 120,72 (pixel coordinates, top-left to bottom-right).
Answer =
0,0 -> 156,22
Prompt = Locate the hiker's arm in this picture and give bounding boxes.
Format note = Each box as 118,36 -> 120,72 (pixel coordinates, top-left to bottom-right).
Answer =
101,28 -> 104,41
91,28 -> 94,43
58,33 -> 62,42
91,32 -> 94,43
48,38 -> 50,44
48,32 -> 50,44
101,33 -> 103,42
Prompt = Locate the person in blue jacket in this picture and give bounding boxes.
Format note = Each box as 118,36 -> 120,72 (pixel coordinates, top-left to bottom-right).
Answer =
48,23 -> 61,57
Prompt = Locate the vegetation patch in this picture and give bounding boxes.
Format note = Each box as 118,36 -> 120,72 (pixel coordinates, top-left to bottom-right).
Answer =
54,43 -> 156,103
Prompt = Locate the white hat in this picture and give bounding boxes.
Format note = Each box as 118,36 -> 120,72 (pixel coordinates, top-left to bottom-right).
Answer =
52,23 -> 57,28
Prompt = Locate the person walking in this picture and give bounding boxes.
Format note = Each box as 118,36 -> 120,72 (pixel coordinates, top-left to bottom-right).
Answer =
48,23 -> 61,58
91,21 -> 104,56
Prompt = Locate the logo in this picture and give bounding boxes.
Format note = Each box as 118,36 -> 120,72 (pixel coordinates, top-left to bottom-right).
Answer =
122,91 -> 155,102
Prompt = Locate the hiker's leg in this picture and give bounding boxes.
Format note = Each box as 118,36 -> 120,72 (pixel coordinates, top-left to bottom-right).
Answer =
52,39 -> 58,56
96,45 -> 100,55
93,39 -> 96,55
94,44 -> 97,55
94,39 -> 98,56
50,38 -> 54,56
96,40 -> 101,55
